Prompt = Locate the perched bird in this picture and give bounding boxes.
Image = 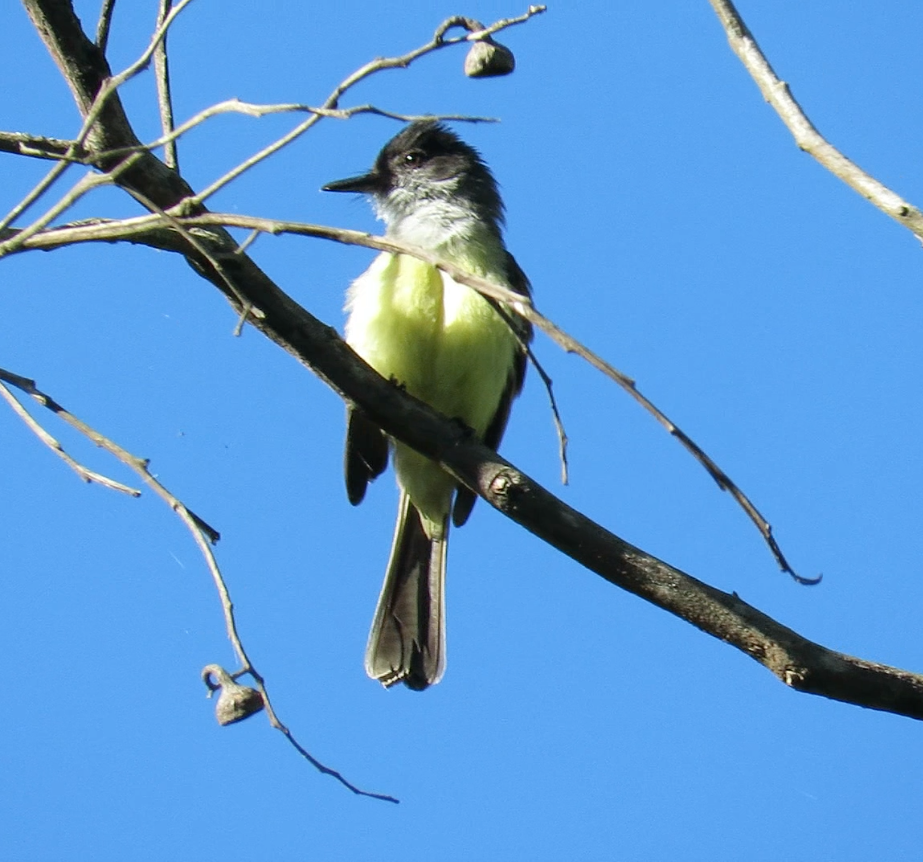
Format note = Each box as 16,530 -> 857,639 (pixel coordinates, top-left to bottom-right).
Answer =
323,120 -> 531,690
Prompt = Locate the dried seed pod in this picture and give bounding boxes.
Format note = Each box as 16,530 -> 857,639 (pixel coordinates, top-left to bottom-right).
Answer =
202,664 -> 264,726
464,39 -> 515,78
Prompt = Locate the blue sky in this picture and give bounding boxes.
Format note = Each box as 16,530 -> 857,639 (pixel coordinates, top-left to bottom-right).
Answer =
3,2 -> 923,859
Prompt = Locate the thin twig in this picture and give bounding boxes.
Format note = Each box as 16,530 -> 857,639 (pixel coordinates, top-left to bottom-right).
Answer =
0,106 -> 492,170
0,367 -> 219,540
103,102 -> 494,164
490,299 -> 569,485
91,0 -> 196,97
0,152 -> 145,256
525,344 -> 569,485
184,6 -> 545,208
96,0 -> 116,53
708,0 -> 923,241
242,661 -> 399,804
0,364 -> 395,799
120,185 -> 263,321
154,0 -> 178,170
5,209 -> 814,582
0,142 -> 80,233
0,131 -> 85,161
178,502 -> 397,803
326,6 -> 546,109
0,374 -> 139,495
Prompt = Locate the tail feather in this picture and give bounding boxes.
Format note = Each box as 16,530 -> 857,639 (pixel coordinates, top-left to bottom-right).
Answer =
365,493 -> 447,690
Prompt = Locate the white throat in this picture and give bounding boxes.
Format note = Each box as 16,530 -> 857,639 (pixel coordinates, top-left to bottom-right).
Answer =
378,195 -> 495,253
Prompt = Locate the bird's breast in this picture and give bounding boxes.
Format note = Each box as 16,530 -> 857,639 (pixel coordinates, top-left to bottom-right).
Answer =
345,251 -> 518,438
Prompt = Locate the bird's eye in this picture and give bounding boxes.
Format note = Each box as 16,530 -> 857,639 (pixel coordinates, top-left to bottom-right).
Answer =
403,150 -> 425,167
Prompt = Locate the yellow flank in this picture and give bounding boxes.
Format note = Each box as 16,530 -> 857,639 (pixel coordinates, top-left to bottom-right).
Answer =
345,249 -> 519,534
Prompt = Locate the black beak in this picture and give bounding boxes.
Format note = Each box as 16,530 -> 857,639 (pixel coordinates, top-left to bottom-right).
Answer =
322,171 -> 381,194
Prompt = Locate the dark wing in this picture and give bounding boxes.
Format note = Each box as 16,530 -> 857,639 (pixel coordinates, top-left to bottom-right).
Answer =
344,407 -> 389,505
452,251 -> 533,528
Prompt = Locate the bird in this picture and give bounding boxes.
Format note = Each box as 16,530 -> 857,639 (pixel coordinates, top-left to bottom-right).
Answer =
323,120 -> 531,690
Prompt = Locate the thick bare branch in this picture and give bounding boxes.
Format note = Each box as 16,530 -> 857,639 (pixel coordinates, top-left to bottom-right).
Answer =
7,210 -> 921,718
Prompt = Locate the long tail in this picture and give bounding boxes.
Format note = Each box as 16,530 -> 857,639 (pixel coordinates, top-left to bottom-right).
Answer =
365,492 -> 447,690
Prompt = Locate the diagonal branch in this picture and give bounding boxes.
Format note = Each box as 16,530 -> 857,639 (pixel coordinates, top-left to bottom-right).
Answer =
0,364 -> 397,803
8,210 -> 922,719
6,210 -> 813,583
708,0 -> 923,241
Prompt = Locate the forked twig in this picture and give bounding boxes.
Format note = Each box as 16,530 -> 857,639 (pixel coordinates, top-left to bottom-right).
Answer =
0,372 -> 138,495
0,366 -> 220,541
0,365 -> 397,803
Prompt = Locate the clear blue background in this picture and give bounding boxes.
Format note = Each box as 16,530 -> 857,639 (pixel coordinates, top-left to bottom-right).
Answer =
3,2 -> 923,859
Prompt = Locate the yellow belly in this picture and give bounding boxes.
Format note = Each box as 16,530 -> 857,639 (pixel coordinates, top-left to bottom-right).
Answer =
345,251 -> 519,529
